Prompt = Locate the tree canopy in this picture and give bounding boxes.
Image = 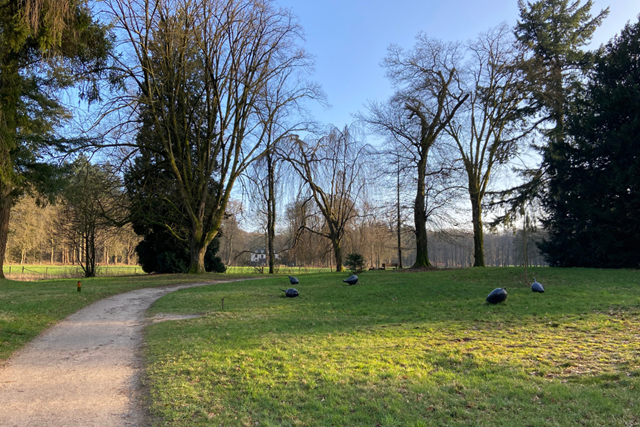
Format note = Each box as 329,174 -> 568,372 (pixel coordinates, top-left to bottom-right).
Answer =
538,17 -> 640,268
0,0 -> 112,278
104,0 -> 316,273
490,0 -> 609,223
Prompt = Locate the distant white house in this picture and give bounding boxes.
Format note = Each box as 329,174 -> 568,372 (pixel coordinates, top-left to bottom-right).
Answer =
250,248 -> 281,265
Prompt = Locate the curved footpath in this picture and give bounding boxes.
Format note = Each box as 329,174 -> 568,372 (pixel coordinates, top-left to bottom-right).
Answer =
0,281 -> 234,427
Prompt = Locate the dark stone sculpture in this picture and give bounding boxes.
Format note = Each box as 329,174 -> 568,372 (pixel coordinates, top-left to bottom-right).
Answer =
343,275 -> 359,285
282,288 -> 299,298
486,287 -> 507,304
531,278 -> 545,293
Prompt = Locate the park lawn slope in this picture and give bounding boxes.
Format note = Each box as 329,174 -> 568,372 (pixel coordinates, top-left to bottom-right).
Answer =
144,268 -> 640,426
0,273 -> 257,361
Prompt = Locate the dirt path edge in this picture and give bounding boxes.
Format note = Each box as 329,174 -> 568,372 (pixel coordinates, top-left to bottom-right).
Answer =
0,280 -> 244,427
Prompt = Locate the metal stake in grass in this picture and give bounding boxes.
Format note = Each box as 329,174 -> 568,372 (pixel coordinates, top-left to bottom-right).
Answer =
221,297 -> 224,311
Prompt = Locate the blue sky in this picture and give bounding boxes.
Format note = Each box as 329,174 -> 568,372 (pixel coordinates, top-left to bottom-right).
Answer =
277,0 -> 639,129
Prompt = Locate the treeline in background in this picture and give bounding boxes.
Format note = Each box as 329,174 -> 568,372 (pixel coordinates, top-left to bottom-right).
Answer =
218,202 -> 547,270
1,0 -> 638,280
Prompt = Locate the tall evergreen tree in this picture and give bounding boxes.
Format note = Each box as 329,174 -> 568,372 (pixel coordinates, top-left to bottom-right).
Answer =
515,0 -> 608,141
491,0 -> 608,221
0,0 -> 111,278
125,143 -> 225,274
539,18 -> 640,268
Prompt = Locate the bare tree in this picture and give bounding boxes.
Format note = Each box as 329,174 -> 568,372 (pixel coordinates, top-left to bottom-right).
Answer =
244,93 -> 313,274
446,25 -> 533,266
285,126 -> 369,272
366,35 -> 468,268
282,197 -> 325,267
219,199 -> 243,267
245,148 -> 285,274
57,159 -> 122,277
102,0 -> 316,273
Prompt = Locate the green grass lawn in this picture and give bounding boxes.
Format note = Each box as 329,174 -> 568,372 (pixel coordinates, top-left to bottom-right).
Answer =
2,264 -> 144,280
0,273 -> 257,361
144,268 -> 640,426
2,264 -> 334,280
226,266 -> 334,275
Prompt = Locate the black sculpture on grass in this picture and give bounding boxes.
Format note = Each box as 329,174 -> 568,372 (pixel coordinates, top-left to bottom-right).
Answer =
282,288 -> 299,298
343,275 -> 359,285
288,275 -> 299,285
531,278 -> 545,293
486,288 -> 507,304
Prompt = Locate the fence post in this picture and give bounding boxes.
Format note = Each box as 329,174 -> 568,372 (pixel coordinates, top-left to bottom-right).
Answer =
22,266 -> 24,273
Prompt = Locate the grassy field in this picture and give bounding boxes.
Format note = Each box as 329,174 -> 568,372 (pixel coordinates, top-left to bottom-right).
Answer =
226,266 -> 334,275
144,268 -> 640,426
2,265 -> 333,280
0,273 -> 257,361
2,264 -> 143,280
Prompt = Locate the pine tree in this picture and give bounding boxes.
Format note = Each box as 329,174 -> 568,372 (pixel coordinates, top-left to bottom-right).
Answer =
539,18 -> 640,268
0,0 -> 111,278
490,0 -> 608,223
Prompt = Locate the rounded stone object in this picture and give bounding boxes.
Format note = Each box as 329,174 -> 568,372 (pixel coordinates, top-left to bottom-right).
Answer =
343,275 -> 359,285
288,275 -> 299,285
282,288 -> 299,298
531,278 -> 545,293
486,287 -> 507,304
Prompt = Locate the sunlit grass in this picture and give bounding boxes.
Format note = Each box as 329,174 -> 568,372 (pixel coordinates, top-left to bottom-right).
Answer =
2,263 -> 144,280
0,273 -> 257,361
145,268 -> 640,426
2,264 -> 335,279
225,266 -> 334,275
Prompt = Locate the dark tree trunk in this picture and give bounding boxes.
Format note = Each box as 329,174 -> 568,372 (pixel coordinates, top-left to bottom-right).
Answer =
188,235 -> 207,274
413,156 -> 431,268
0,189 -> 11,279
83,225 -> 97,278
267,151 -> 276,274
332,237 -> 344,272
396,157 -> 403,269
0,52 -> 18,281
470,193 -> 485,267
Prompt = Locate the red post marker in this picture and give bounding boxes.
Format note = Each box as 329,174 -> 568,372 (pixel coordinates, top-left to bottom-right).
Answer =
77,281 -> 81,292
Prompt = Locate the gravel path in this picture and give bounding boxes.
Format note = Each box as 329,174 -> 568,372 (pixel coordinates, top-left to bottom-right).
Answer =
0,281 -> 232,427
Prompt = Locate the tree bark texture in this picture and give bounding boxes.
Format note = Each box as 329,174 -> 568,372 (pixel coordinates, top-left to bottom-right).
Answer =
470,193 -> 485,267
267,152 -> 276,274
188,229 -> 209,274
83,226 -> 97,278
332,238 -> 344,272
413,156 -> 431,268
397,158 -> 403,269
0,189 -> 11,279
